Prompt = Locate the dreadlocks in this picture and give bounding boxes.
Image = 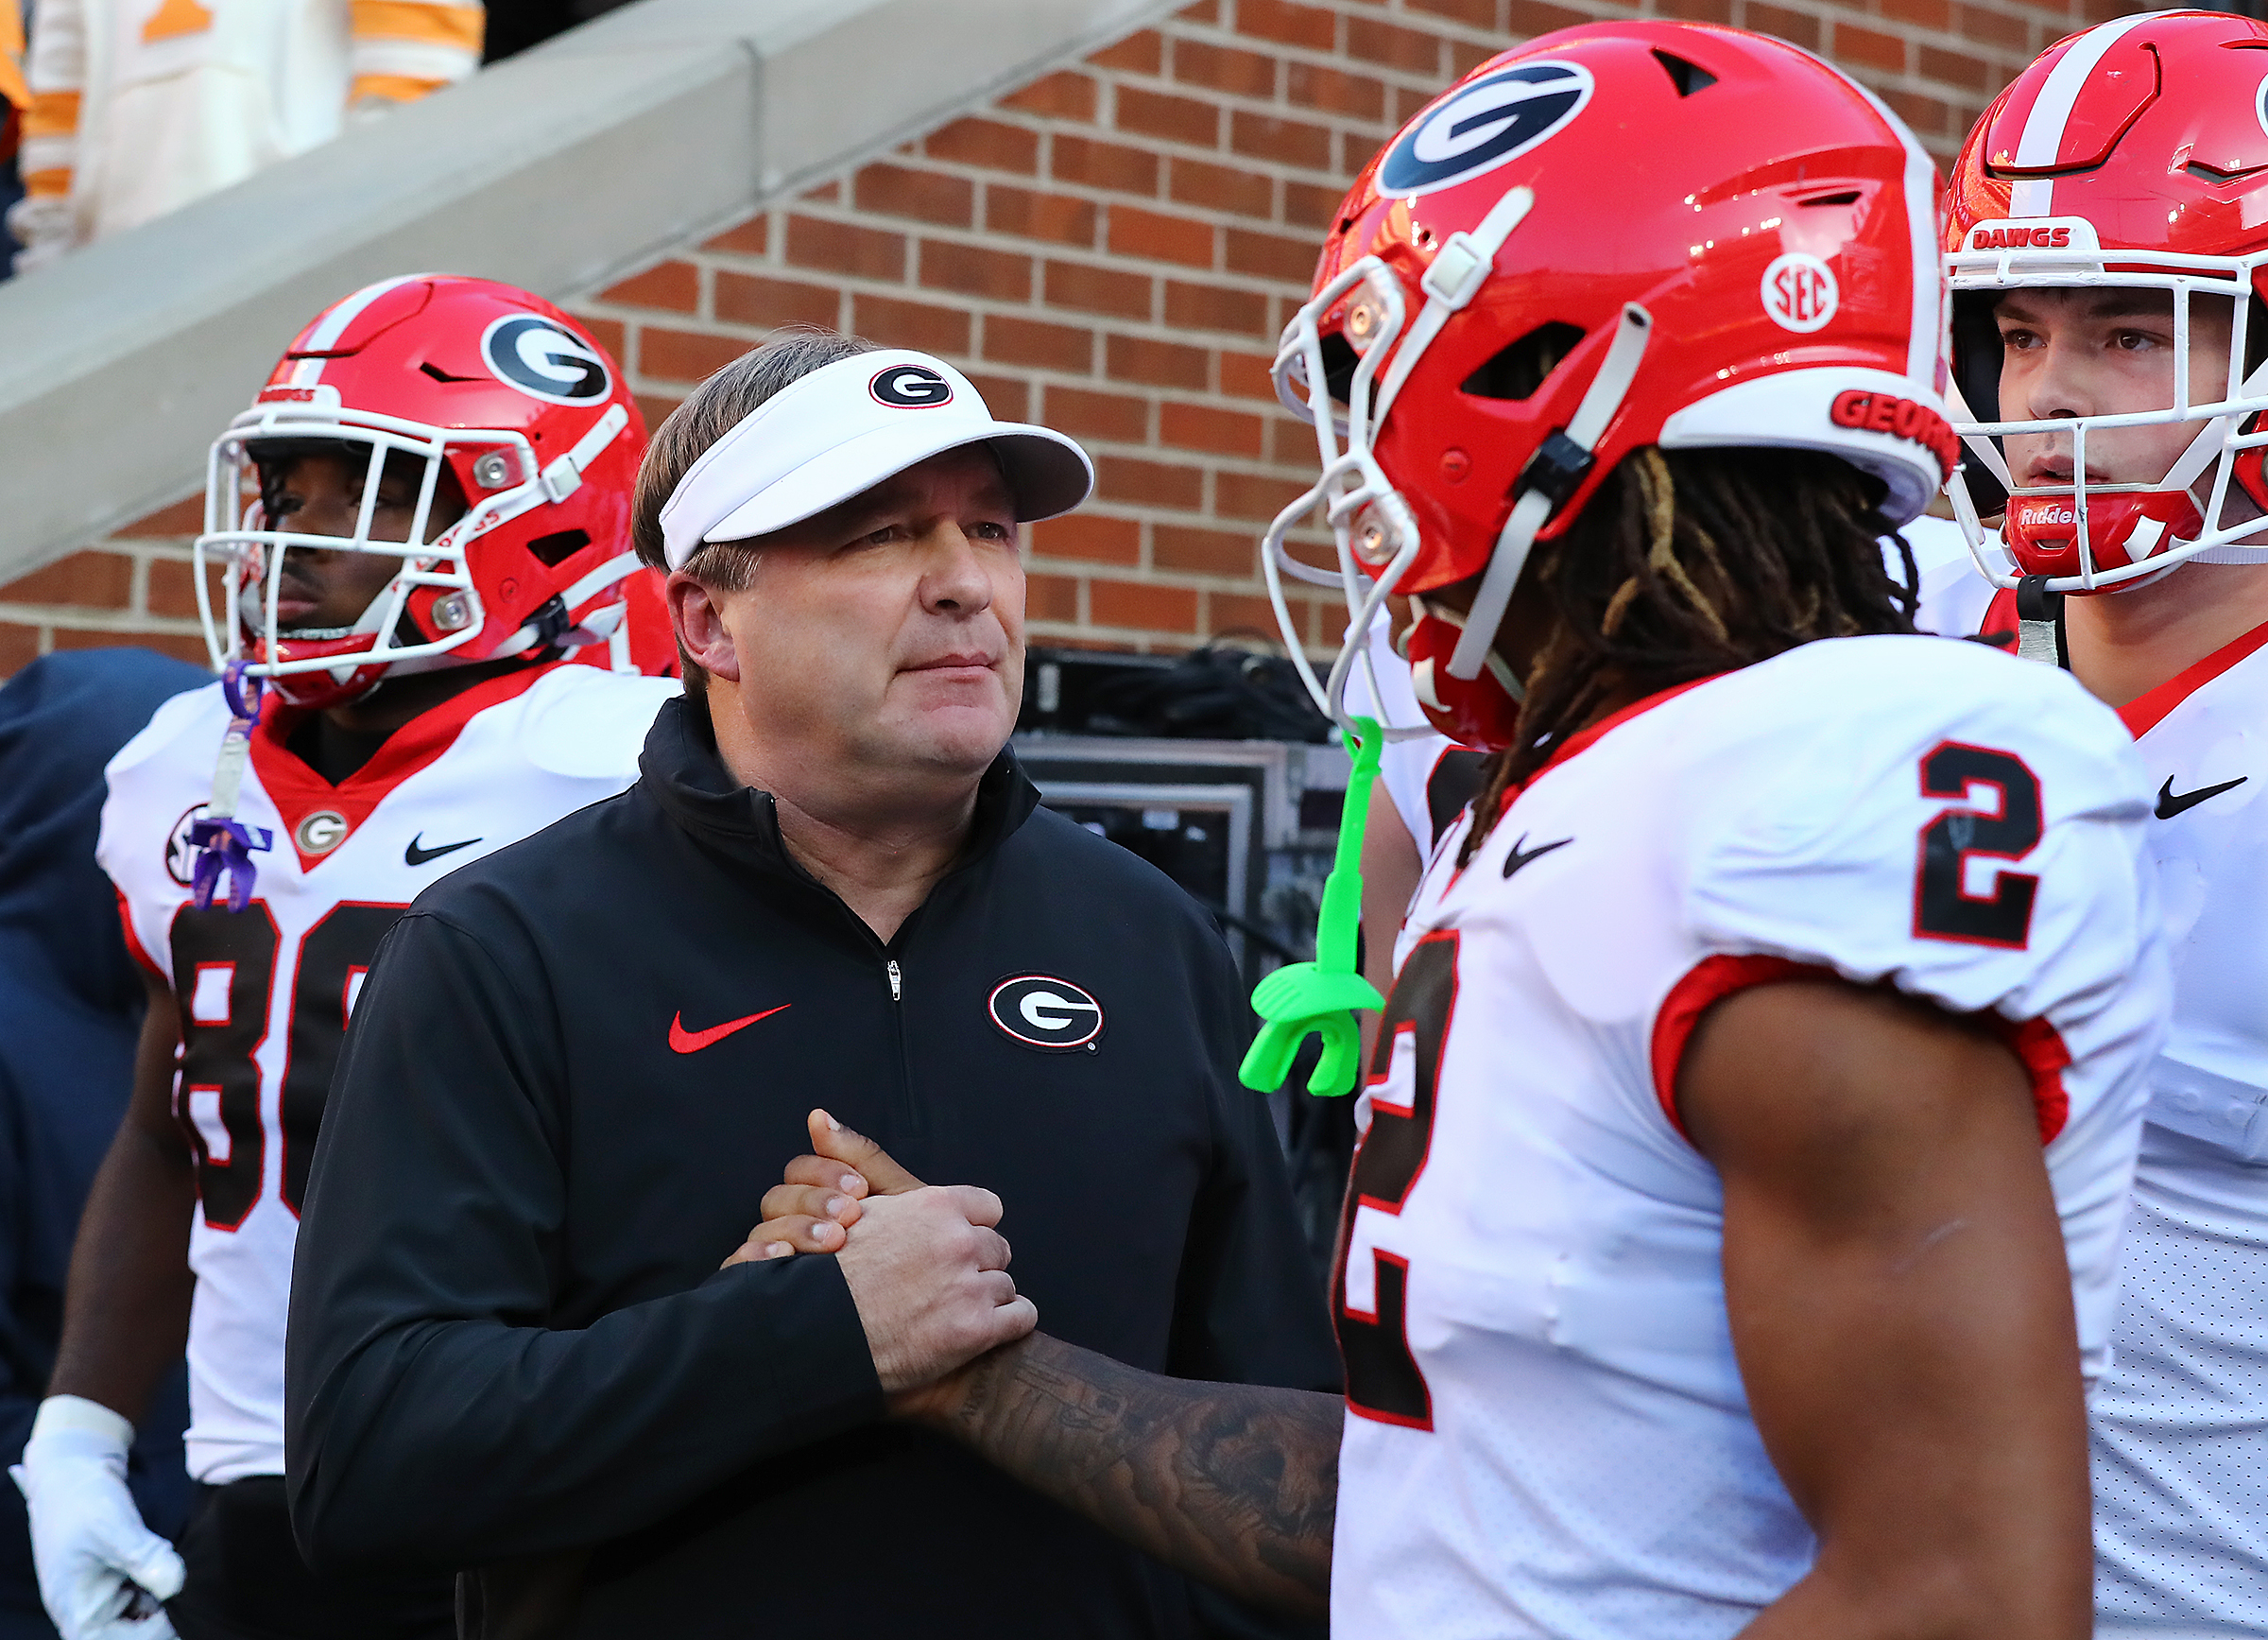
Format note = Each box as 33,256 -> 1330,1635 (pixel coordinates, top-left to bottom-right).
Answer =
1457,444 -> 1921,866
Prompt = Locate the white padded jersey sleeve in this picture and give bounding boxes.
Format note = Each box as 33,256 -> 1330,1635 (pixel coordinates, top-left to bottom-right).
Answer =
95,683 -> 226,983
1687,639 -> 2159,1035
1678,639 -> 2167,1373
1914,551 -> 2002,639
518,669 -> 678,780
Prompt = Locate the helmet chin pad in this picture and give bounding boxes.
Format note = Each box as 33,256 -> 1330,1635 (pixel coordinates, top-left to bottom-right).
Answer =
264,657 -> 387,710
2238,425 -> 2268,516
2003,487 -> 2202,583
1406,606 -> 1521,751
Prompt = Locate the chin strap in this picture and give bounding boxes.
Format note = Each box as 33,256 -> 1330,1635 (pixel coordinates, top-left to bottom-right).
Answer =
2014,575 -> 2064,669
1447,303 -> 1654,688
188,662 -> 276,913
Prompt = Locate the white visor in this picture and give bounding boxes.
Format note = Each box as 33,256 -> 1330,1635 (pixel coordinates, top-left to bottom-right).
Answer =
659,349 -> 1094,570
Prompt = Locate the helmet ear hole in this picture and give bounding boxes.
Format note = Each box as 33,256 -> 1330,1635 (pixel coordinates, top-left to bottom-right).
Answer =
527,528 -> 592,567
1461,323 -> 1585,402
1317,332 -> 1361,406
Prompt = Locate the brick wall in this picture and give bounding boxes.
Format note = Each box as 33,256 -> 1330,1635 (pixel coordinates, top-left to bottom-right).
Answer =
0,0 -> 2137,670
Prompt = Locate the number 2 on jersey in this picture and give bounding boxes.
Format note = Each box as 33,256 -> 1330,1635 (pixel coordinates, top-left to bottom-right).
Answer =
1334,931 -> 1458,1430
170,902 -> 407,1227
1914,742 -> 2042,949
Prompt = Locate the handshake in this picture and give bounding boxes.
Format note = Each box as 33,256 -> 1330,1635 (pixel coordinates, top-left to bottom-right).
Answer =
720,1109 -> 1339,1618
721,1110 -> 1038,1411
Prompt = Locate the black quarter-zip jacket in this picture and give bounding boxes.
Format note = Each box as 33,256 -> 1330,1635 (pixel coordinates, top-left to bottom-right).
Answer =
284,696 -> 1338,1638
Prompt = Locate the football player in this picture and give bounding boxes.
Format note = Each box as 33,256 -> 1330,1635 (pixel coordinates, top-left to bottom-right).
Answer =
1930,12 -> 2268,1631
1345,503 -> 1975,1035
743,24 -> 2172,1639
8,274 -> 676,1640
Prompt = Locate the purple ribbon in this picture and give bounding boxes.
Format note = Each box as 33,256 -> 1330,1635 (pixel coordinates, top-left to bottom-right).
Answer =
220,659 -> 266,720
187,817 -> 273,913
190,661 -> 275,913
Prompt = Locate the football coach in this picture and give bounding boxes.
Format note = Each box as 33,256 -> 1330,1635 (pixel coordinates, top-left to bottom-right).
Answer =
283,328 -> 1338,1639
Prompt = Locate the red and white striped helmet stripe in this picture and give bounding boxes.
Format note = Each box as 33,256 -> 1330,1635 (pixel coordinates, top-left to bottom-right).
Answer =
284,274 -> 436,388
2001,12 -> 2156,217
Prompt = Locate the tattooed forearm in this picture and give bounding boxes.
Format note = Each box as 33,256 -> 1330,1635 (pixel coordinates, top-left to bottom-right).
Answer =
913,1333 -> 1340,1616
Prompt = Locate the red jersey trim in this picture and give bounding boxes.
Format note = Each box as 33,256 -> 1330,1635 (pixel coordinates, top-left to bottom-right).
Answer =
2116,615 -> 2268,739
249,662 -> 564,872
115,888 -> 164,979
1996,1014 -> 2072,1145
1651,954 -> 2073,1146
1532,673 -> 1728,786
1980,587 -> 2019,649
1442,673 -> 1729,896
1650,955 -> 1830,1139
1977,589 -> 2268,744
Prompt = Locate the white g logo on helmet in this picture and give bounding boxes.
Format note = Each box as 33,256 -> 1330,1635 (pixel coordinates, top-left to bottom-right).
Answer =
480,314 -> 611,406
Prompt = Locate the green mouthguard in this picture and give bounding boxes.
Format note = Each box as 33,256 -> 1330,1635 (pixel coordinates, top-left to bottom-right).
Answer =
1239,714 -> 1385,1098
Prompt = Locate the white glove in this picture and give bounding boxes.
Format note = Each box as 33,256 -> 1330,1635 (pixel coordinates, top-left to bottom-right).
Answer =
9,1396 -> 184,1640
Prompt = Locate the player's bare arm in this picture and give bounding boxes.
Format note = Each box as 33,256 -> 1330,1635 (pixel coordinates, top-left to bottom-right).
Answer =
1680,981 -> 2092,1640
46,967 -> 197,1422
1356,785 -> 1422,1064
909,1332 -> 1338,1617
736,1111 -> 1339,1617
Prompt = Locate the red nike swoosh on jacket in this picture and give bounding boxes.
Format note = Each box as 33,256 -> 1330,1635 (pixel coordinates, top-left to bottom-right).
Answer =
667,1004 -> 792,1054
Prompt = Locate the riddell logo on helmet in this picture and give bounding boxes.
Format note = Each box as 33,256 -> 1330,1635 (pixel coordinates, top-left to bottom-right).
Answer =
1969,225 -> 2071,250
1830,390 -> 1958,475
2014,500 -> 2079,527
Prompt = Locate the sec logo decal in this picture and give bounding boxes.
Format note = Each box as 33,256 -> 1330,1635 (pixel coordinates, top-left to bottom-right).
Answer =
1378,62 -> 1592,199
988,975 -> 1104,1051
1761,252 -> 1838,334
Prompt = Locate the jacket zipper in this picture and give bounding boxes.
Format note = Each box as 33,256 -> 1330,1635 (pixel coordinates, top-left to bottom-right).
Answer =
884,955 -> 916,1140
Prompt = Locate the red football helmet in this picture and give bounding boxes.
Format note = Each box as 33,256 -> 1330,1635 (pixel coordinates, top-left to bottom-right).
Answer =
196,275 -> 649,706
1945,9 -> 2268,592
1262,21 -> 1951,749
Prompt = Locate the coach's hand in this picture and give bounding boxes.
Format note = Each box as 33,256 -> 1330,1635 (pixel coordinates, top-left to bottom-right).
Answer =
724,1113 -> 1031,1392
838,1186 -> 1034,1391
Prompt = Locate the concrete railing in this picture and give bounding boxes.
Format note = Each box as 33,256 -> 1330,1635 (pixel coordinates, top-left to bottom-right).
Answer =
0,0 -> 1172,578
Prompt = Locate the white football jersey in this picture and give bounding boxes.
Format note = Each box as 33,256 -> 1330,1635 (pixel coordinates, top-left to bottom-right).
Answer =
1912,545 -> 2004,640
2077,614 -> 2268,1633
1343,517 -> 1973,859
1895,512 -> 1975,588
1330,635 -> 2168,1639
1914,564 -> 2268,1629
98,662 -> 675,1484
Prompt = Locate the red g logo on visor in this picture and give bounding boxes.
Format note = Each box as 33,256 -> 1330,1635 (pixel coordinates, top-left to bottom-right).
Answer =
869,365 -> 954,408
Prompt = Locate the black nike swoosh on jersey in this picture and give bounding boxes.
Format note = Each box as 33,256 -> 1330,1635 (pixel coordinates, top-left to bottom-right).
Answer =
1503,834 -> 1573,880
404,833 -> 483,867
2155,776 -> 2248,820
